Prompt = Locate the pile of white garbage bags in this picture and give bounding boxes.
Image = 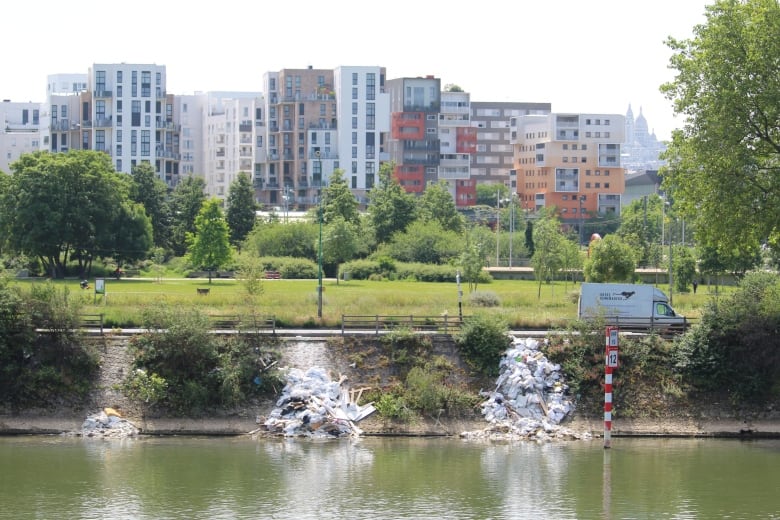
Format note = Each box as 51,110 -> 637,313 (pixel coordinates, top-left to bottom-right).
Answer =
261,367 -> 376,438
462,336 -> 589,441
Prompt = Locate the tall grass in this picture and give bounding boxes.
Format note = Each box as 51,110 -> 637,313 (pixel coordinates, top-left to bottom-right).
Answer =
12,277 -> 720,329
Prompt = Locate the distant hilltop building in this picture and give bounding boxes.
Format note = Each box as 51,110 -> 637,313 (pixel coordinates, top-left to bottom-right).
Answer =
622,104 -> 666,172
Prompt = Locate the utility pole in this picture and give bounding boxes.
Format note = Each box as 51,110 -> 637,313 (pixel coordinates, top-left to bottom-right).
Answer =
495,190 -> 500,266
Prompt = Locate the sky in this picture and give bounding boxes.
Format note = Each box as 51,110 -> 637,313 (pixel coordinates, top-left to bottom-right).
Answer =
3,0 -> 713,141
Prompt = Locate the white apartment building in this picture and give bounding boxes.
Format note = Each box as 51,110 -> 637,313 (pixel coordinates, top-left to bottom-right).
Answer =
0,100 -> 42,172
332,66 -> 390,204
85,63 -> 179,184
438,89 -> 474,205
201,92 -> 263,199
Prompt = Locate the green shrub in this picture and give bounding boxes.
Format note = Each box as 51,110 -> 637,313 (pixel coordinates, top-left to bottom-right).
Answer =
674,271 -> 780,403
455,313 -> 510,376
469,291 -> 500,307
123,369 -> 168,405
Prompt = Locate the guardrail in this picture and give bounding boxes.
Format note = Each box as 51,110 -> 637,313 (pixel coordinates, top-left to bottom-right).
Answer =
210,314 -> 276,335
341,315 -> 466,336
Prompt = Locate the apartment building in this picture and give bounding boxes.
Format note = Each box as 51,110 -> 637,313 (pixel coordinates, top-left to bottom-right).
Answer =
0,100 -> 41,172
258,67 -> 337,209
438,89 -> 475,206
511,112 -> 625,233
470,101 -> 551,190
332,66 -> 390,206
385,75 -> 441,194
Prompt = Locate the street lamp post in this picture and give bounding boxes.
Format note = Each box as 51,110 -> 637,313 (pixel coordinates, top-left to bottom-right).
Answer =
495,190 -> 500,266
509,193 -> 515,268
318,197 -> 323,318
315,151 -> 323,318
579,195 -> 586,246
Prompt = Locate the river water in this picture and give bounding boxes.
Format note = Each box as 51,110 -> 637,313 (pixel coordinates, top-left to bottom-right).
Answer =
1,435 -> 778,519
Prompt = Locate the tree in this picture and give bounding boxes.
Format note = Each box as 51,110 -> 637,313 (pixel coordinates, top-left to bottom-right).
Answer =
186,198 -> 233,283
112,202 -> 154,265
4,150 -> 135,278
617,194 -> 664,267
530,214 -> 568,299
583,234 -> 637,283
322,216 -> 359,280
322,169 -> 359,225
130,162 -> 171,250
169,176 -> 207,256
382,220 -> 463,265
418,180 -> 465,233
243,220 -> 317,259
367,162 -> 417,244
225,172 -> 258,248
475,184 -> 508,207
660,0 -> 780,255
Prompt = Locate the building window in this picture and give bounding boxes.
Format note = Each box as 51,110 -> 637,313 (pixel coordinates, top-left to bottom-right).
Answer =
141,130 -> 150,156
366,73 -> 375,100
141,71 -> 151,97
117,70 -> 123,83
352,87 -> 358,99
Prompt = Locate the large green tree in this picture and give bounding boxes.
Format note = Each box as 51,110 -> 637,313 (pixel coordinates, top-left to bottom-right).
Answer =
660,0 -> 780,254
418,180 -> 465,233
530,213 -> 569,298
3,151 -> 141,278
617,194 -> 664,267
367,162 -> 417,244
583,234 -> 637,283
322,169 -> 359,225
170,176 -> 207,256
225,172 -> 258,248
186,198 -> 233,283
130,162 -> 171,250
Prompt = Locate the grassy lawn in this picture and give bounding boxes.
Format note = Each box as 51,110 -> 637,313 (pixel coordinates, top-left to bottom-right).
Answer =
13,276 -> 721,329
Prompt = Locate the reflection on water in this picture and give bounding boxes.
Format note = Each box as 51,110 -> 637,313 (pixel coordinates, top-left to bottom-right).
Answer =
0,436 -> 779,519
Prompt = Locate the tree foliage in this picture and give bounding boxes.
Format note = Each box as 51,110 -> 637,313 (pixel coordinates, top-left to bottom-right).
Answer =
225,172 -> 258,248
322,169 -> 359,225
186,198 -> 233,282
475,184 -> 508,207
3,151 -> 144,277
530,213 -> 569,298
583,234 -> 637,282
368,162 -> 417,244
169,176 -> 207,256
674,271 -> 780,402
418,180 -> 465,233
660,0 -> 780,255
381,220 -> 463,265
244,221 -> 317,260
617,194 -> 664,267
130,162 -> 171,250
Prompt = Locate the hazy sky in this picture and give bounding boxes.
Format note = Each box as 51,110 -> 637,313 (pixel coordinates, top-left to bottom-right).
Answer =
3,0 -> 713,141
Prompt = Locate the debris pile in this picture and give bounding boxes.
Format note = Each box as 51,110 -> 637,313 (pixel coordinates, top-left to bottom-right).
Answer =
80,408 -> 139,438
259,367 -> 375,438
462,336 -> 590,442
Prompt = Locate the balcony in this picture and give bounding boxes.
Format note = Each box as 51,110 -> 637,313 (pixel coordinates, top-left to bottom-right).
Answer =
95,116 -> 112,128
51,120 -> 71,131
94,90 -> 113,98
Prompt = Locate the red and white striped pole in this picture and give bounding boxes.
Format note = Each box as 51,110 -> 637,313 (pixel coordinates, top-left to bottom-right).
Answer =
604,326 -> 619,449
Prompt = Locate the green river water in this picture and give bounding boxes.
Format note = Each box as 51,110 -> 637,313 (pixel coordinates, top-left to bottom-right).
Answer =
0,435 -> 778,519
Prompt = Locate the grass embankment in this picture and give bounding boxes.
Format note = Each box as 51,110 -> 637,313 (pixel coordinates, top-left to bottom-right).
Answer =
14,276 -> 720,330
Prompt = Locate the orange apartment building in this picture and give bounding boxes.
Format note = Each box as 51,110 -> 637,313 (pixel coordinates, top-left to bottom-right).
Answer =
510,113 -> 625,239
